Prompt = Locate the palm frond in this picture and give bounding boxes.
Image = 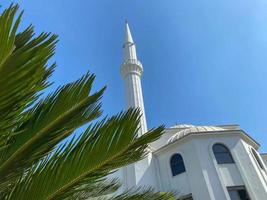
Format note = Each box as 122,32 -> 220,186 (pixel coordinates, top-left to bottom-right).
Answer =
7,109 -> 165,200
71,179 -> 121,200
0,73 -> 105,185
106,187 -> 177,200
0,4 -> 57,138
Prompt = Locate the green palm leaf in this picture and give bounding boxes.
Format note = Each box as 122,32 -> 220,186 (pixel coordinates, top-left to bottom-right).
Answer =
0,4 -> 58,191
0,4 -> 57,156
106,188 -> 176,200
7,109 -> 167,200
0,73 -> 105,184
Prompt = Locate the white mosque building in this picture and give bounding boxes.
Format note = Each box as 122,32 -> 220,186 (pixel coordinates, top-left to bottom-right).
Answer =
115,22 -> 267,200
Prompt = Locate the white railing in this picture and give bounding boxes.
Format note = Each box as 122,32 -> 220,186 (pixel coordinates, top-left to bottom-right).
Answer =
122,59 -> 142,66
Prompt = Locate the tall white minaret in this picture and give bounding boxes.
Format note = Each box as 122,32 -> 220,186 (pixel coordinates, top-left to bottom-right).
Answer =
120,22 -> 158,190
121,22 -> 147,135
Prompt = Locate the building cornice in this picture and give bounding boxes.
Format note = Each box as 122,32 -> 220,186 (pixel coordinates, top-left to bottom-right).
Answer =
153,130 -> 260,155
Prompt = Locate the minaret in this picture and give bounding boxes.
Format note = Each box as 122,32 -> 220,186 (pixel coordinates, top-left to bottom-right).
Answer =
120,22 -> 158,189
121,22 -> 147,135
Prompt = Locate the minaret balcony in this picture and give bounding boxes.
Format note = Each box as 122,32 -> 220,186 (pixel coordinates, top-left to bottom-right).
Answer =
122,59 -> 142,66
120,59 -> 143,78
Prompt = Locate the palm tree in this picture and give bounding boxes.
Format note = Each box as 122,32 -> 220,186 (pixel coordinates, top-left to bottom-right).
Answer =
0,4 -> 175,200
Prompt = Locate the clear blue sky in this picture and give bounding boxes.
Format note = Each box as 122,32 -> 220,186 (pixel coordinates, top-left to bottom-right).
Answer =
2,0 -> 267,152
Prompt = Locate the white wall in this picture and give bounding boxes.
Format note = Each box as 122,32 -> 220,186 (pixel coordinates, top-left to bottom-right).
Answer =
235,140 -> 267,199
153,132 -> 267,200
113,129 -> 267,199
218,164 -> 243,186
192,136 -> 235,200
155,139 -> 215,200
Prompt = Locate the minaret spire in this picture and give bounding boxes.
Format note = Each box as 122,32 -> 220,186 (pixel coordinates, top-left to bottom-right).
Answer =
123,21 -> 137,61
121,22 -> 147,135
125,21 -> 134,44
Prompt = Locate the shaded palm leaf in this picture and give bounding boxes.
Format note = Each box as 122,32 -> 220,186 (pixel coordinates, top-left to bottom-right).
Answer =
106,187 -> 176,200
0,5 -> 56,135
7,109 -> 166,200
0,73 -> 105,185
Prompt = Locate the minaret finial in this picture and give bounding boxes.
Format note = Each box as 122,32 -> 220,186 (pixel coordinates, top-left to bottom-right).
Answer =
125,21 -> 134,44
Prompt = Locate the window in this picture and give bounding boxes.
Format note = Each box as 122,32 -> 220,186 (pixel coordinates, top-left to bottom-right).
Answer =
251,148 -> 265,170
212,144 -> 234,164
170,153 -> 186,176
180,194 -> 193,200
227,186 -> 250,200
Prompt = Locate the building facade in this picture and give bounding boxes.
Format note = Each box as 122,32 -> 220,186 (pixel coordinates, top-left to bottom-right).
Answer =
117,22 -> 267,200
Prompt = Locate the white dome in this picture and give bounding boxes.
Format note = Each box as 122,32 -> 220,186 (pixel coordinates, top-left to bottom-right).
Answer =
167,125 -> 225,144
170,124 -> 195,129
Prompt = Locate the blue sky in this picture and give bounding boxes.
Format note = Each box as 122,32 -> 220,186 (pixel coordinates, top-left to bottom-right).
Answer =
2,0 -> 267,152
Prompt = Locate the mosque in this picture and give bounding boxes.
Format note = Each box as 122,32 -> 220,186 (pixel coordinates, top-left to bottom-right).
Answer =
115,22 -> 267,200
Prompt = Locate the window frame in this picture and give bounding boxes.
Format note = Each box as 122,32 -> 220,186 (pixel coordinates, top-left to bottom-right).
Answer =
227,186 -> 250,200
170,153 -> 186,176
251,148 -> 266,171
212,143 -> 235,164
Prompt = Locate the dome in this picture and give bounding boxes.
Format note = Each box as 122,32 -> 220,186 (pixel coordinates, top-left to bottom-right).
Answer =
167,125 -> 225,144
170,124 -> 195,129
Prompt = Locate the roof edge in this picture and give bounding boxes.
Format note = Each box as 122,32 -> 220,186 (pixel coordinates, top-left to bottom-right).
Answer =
153,130 -> 260,155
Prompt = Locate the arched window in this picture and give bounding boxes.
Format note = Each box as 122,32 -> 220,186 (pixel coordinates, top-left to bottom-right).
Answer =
212,144 -> 234,164
251,148 -> 265,170
170,154 -> 186,176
